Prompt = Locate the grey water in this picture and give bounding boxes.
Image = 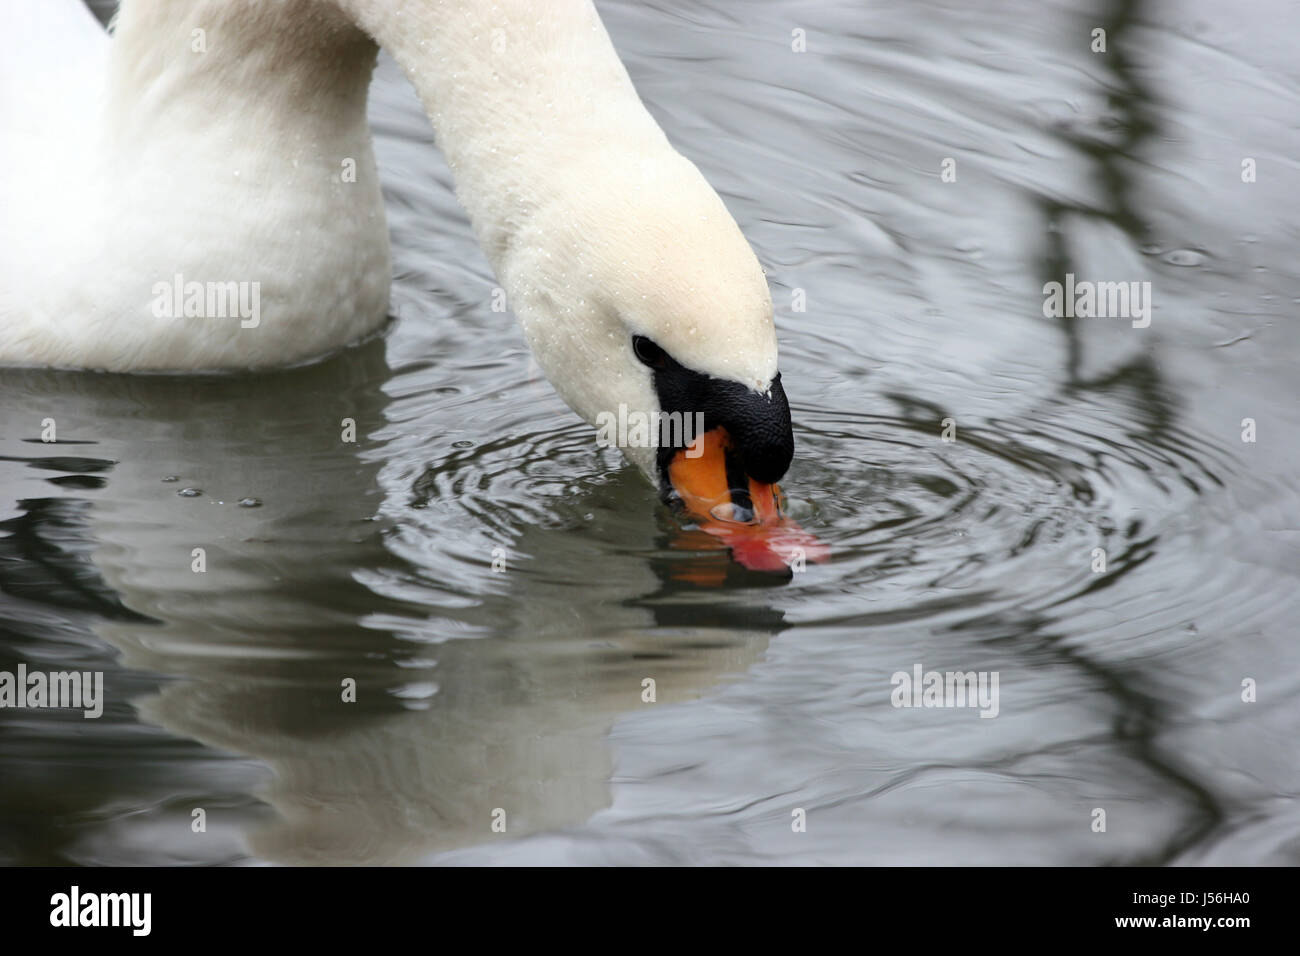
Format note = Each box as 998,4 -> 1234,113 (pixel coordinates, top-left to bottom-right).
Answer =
1,0 -> 1297,864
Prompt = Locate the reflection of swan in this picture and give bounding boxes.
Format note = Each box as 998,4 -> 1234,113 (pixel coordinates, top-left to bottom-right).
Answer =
2,0 -> 797,509
0,357 -> 777,863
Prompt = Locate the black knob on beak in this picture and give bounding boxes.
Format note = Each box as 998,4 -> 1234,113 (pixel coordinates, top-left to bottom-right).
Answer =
714,372 -> 793,484
636,334 -> 794,489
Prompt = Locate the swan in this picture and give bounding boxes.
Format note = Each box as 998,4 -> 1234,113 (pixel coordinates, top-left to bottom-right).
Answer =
1,0 -> 817,561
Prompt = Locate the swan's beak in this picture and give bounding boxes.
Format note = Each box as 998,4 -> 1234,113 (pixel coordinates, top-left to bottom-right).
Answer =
665,426 -> 830,573
645,363 -> 827,572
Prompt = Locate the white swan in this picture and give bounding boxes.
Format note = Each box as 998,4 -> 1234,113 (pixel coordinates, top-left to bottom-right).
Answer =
2,0 -> 807,540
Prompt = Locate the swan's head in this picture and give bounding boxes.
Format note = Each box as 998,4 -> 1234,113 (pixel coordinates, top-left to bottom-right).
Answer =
498,149 -> 792,503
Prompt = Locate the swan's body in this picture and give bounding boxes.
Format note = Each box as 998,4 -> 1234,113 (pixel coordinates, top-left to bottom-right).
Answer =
2,0 -> 391,368
1,0 -> 793,501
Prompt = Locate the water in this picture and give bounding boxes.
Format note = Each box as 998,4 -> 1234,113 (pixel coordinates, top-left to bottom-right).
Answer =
2,0 -> 1298,864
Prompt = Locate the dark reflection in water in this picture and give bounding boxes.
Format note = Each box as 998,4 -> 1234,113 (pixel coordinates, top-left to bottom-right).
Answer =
1029,0 -> 1221,863
2,0 -> 1298,865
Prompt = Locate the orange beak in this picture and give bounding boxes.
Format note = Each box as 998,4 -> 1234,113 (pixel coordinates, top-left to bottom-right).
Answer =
667,427 -> 830,572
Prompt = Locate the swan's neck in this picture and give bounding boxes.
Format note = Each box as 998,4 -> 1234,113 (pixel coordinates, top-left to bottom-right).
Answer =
334,0 -> 673,267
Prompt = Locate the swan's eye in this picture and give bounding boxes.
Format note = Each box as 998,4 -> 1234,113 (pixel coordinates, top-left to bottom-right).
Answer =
632,335 -> 667,368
